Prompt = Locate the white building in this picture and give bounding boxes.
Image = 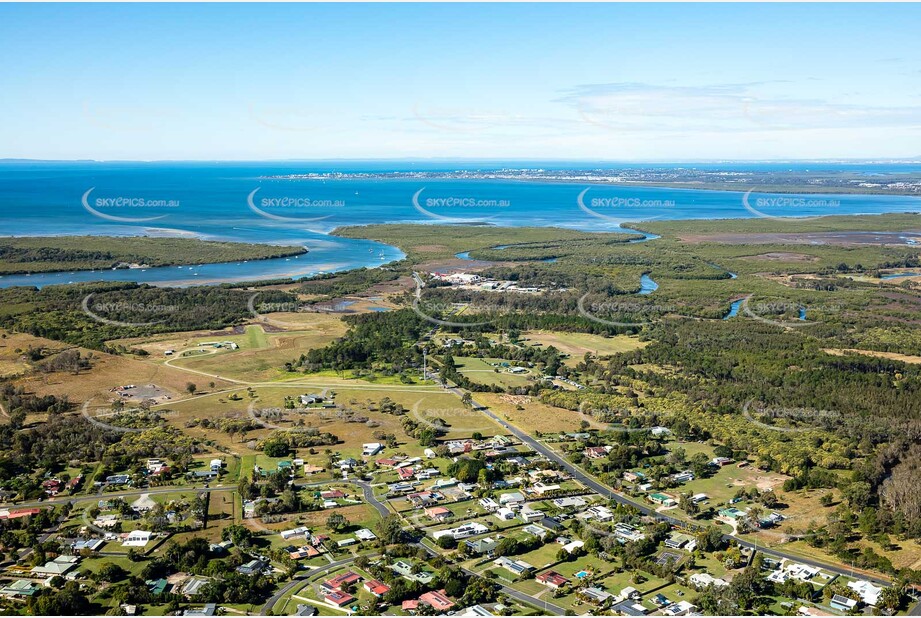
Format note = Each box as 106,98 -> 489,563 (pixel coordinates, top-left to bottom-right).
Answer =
432,522 -> 488,540
122,530 -> 153,547
355,529 -> 377,542
848,580 -> 883,606
690,573 -> 728,589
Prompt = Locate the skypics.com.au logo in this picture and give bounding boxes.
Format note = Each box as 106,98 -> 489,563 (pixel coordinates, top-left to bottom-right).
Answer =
410,398 -> 488,434
247,188 -> 341,223
82,293 -> 179,328
577,188 -> 673,224
741,189 -> 841,222
80,399 -> 172,435
577,401 -> 661,434
247,401 -> 326,434
247,292 -> 322,330
741,400 -> 841,434
82,187 -> 180,223
740,295 -> 841,329
577,295 -> 672,328
412,188 -> 509,223
411,273 -> 511,328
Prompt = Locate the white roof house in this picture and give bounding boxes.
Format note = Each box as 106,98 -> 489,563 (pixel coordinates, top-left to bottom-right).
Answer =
848,580 -> 883,606
355,528 -> 377,541
551,496 -> 586,509
122,530 -> 153,547
280,526 -> 310,540
432,522 -> 488,540
499,491 -> 525,505
562,540 -> 585,554
690,573 -> 728,589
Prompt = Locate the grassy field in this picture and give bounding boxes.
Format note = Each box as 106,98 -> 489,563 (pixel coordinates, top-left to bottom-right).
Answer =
162,323 -> 346,382
474,392 -> 600,434
454,356 -> 536,388
157,382 -> 502,459
521,331 -> 648,366
2,330 -> 238,405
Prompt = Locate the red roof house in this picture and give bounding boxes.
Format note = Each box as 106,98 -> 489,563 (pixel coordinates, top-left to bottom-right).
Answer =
536,570 -> 570,589
419,589 -> 455,612
325,590 -> 356,607
398,467 -> 415,480
363,579 -> 391,598
425,506 -> 452,521
321,571 -> 361,593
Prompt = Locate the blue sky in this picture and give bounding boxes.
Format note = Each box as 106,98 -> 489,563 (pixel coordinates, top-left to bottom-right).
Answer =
1,3 -> 919,161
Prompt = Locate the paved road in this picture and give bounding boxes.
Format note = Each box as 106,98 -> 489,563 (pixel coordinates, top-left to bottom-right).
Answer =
411,542 -> 566,616
289,478 -> 390,519
445,384 -> 893,587
261,554 -> 360,614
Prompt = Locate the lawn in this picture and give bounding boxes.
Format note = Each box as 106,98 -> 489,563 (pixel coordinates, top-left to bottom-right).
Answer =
454,357 -> 536,389
521,331 -> 648,366
156,318 -> 348,382
515,542 -> 567,570
474,393 -> 596,434
156,382 -> 493,459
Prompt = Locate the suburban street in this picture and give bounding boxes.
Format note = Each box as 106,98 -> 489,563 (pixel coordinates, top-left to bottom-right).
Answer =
444,384 -> 896,588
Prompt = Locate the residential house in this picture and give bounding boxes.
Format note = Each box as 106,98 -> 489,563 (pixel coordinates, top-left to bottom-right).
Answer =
364,580 -> 391,598
499,492 -> 525,507
237,559 -> 268,575
479,497 -> 500,511
465,537 -> 498,556
663,601 -> 698,616
689,573 -> 728,589
848,580 -> 883,606
614,523 -> 645,543
551,496 -> 586,509
432,522 -> 488,540
519,505 -> 543,522
0,580 -> 41,599
325,590 -> 356,608
579,587 -> 614,604
830,595 -> 858,612
665,532 -> 695,550
320,571 -> 361,594
425,506 -> 452,522
419,589 -> 455,612
580,505 -> 615,522
355,529 -> 377,542
614,601 -> 649,616
494,557 -> 534,577
536,571 -> 570,589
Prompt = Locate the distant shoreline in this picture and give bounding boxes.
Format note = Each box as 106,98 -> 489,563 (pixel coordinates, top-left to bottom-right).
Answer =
0,235 -> 308,277
263,170 -> 921,197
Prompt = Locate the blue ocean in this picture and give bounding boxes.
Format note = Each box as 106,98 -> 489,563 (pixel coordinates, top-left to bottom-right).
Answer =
1,160 -> 919,288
